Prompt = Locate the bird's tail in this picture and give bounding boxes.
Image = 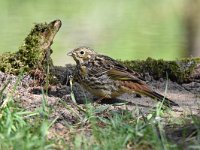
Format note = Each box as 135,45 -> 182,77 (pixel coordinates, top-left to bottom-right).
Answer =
120,80 -> 179,107
140,90 -> 179,107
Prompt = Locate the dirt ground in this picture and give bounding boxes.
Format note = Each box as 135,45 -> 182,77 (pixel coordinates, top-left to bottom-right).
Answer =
0,70 -> 199,145
1,68 -> 199,114
1,69 -> 199,119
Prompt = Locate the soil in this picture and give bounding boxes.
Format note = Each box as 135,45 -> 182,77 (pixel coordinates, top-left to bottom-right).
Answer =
0,68 -> 199,146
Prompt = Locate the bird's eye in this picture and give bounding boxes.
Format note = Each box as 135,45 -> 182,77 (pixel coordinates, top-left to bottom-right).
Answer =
80,51 -> 84,55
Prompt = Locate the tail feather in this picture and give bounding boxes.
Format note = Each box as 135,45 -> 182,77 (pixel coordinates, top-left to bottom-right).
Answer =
139,90 -> 179,107
121,81 -> 179,107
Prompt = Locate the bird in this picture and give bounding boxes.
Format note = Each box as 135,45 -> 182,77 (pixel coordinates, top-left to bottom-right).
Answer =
67,46 -> 179,107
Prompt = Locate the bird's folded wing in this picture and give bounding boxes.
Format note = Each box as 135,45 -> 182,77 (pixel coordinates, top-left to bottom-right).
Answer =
107,69 -> 144,83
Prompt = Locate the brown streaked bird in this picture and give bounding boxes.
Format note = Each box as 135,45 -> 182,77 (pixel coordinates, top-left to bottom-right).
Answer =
67,46 -> 179,107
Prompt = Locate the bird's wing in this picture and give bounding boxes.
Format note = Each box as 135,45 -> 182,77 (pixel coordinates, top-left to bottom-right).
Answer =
87,55 -> 144,82
98,55 -> 144,82
107,68 -> 144,84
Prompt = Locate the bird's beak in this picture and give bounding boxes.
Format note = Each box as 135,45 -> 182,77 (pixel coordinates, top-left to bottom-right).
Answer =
67,51 -> 73,56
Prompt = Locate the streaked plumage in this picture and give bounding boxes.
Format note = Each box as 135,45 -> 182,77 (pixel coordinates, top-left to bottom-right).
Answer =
68,46 -> 179,107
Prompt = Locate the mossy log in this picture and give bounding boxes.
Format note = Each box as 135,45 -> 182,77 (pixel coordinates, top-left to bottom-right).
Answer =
0,19 -> 61,75
120,58 -> 200,84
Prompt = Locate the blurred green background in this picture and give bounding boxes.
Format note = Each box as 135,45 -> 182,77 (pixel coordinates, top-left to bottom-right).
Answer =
0,0 -> 187,65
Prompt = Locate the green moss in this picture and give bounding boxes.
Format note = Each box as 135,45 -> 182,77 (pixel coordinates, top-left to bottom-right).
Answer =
0,23 -> 43,74
121,57 -> 200,83
0,20 -> 61,75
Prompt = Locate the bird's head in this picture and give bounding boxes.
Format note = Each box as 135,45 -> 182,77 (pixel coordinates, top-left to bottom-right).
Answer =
67,46 -> 97,64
